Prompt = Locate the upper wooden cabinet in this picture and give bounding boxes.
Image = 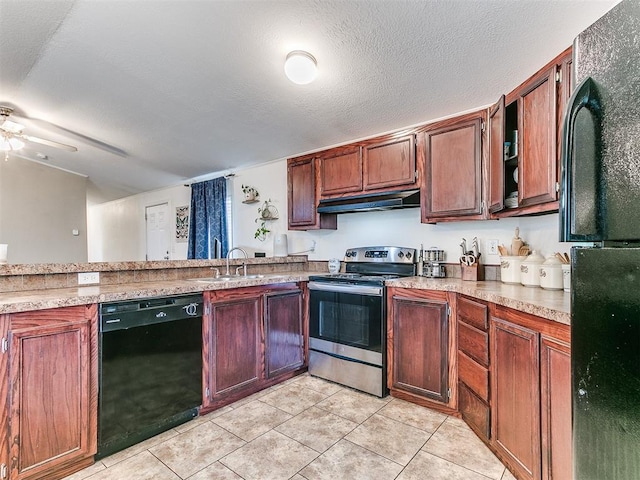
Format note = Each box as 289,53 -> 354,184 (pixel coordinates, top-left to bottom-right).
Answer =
318,134 -> 418,199
319,147 -> 363,196
363,135 -> 416,191
490,47 -> 572,217
4,305 -> 98,480
419,110 -> 486,222
287,156 -> 337,231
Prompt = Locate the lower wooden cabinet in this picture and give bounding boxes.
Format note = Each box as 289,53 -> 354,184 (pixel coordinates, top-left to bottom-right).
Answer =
489,305 -> 571,480
203,284 -> 306,410
491,317 -> 541,480
207,293 -> 263,398
540,336 -> 571,480
264,290 -> 304,378
2,305 -> 98,480
388,288 -> 455,412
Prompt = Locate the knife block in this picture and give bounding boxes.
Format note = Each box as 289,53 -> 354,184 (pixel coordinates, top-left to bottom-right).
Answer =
461,263 -> 484,281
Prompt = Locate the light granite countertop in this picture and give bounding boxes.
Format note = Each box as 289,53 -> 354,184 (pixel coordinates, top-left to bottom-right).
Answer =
386,277 -> 570,325
0,273 -> 571,325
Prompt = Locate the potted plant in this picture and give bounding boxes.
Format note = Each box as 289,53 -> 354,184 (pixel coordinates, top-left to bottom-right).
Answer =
242,184 -> 259,202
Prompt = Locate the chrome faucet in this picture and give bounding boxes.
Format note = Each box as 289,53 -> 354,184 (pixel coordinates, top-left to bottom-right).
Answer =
226,247 -> 248,276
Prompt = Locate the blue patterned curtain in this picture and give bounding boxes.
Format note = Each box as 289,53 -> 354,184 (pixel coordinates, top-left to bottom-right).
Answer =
187,177 -> 228,259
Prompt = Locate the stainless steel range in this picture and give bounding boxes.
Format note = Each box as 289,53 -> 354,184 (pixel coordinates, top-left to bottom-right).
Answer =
308,246 -> 416,397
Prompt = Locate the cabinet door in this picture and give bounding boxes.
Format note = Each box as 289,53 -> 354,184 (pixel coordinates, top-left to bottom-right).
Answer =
319,148 -> 362,196
540,336 -> 571,480
491,318 -> 541,480
391,295 -> 449,403
287,157 -> 337,230
421,111 -> 484,221
9,306 -> 96,480
363,135 -> 416,191
208,296 -> 262,398
488,96 -> 506,213
518,66 -> 558,207
264,290 -> 304,378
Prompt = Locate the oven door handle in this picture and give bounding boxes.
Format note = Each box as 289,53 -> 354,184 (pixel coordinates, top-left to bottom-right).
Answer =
308,281 -> 383,296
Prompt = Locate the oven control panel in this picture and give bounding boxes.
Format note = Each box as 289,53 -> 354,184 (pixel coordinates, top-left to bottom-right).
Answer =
344,246 -> 416,263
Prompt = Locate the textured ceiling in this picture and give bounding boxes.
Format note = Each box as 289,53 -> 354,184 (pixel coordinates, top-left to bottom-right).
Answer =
0,0 -> 619,202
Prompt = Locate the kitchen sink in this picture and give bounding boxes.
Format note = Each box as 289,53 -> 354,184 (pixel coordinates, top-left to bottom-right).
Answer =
190,274 -> 265,282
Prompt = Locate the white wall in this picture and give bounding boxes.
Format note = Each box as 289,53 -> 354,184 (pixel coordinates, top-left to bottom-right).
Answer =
0,156 -> 88,264
230,159 -> 570,265
88,158 -> 570,264
88,184 -> 191,261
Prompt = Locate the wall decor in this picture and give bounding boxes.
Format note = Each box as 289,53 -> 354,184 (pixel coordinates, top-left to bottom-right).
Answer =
175,205 -> 189,242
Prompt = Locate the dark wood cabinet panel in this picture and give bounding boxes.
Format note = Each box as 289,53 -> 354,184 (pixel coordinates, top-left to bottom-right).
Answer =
264,290 -> 304,378
458,321 -> 489,367
459,381 -> 490,441
518,66 -> 558,208
363,135 -> 416,190
458,295 -> 489,331
209,296 -> 263,397
420,111 -> 485,221
491,317 -> 541,480
488,96 -> 506,213
458,351 -> 489,402
390,295 -> 449,403
8,305 -> 97,480
287,156 -> 337,231
540,336 -> 571,480
319,148 -> 362,196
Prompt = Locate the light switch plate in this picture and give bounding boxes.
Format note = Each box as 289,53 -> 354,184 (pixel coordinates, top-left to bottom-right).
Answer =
78,272 -> 100,285
488,239 -> 499,255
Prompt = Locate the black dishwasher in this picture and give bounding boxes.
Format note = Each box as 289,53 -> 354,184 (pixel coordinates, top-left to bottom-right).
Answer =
97,293 -> 203,459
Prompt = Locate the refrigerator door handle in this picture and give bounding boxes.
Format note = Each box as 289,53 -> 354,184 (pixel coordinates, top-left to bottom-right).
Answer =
559,76 -> 603,242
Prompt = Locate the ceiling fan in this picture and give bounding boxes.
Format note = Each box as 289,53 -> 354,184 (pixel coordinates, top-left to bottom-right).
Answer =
0,106 -> 78,158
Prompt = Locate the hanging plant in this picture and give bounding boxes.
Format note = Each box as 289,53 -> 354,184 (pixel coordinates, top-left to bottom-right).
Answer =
254,219 -> 270,241
254,199 -> 278,241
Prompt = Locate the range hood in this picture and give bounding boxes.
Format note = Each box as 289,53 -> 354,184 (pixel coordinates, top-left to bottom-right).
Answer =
316,189 -> 421,214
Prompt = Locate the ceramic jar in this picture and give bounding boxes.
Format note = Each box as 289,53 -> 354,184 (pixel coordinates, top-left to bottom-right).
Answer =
500,255 -> 528,284
539,256 -> 564,290
520,250 -> 545,287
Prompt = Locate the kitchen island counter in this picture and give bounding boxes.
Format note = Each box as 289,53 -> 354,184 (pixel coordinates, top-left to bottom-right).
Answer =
386,277 -> 570,325
0,273 -> 570,324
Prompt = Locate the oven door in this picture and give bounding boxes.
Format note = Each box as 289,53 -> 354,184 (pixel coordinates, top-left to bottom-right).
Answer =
308,281 -> 384,366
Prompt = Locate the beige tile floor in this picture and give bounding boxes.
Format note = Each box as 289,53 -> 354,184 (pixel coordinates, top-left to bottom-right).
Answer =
64,374 -> 518,480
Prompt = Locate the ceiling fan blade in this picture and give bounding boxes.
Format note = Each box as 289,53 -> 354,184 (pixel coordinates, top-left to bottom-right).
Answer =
20,134 -> 78,152
1,119 -> 24,133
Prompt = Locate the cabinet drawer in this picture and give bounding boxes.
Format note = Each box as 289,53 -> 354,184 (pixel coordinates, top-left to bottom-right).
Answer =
459,381 -> 490,440
458,321 -> 489,366
458,351 -> 489,401
458,296 -> 488,330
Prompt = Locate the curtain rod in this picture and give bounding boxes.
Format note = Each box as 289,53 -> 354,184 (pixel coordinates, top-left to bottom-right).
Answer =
184,173 -> 235,187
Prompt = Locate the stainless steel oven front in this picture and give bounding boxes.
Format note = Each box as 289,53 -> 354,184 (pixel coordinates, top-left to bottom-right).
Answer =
307,281 -> 387,397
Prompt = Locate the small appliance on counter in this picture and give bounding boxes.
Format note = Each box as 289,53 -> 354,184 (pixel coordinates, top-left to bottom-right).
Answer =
422,247 -> 445,278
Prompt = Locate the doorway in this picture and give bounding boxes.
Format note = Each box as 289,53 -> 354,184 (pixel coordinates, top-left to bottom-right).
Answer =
145,203 -> 170,261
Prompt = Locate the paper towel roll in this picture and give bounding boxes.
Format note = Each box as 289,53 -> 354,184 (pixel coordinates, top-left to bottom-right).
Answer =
273,234 -> 288,257
0,244 -> 7,264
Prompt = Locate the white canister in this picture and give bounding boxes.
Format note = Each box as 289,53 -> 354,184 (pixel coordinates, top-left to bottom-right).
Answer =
327,258 -> 341,274
520,250 -> 545,287
0,244 -> 6,264
562,264 -> 571,292
500,255 -> 528,284
539,256 -> 564,290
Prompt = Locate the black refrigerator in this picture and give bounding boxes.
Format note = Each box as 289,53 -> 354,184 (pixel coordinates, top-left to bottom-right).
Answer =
560,1 -> 640,479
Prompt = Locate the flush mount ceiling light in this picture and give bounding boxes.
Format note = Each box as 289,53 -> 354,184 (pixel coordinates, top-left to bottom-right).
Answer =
284,50 -> 318,85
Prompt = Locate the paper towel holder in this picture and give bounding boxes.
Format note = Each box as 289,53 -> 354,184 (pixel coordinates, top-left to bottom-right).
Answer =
273,234 -> 288,257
